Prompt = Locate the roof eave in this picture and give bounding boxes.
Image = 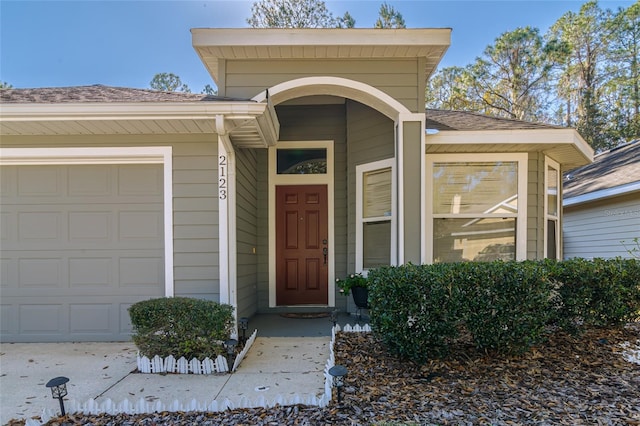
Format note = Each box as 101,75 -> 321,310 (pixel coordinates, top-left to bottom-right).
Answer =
425,128 -> 594,169
0,101 -> 280,147
564,181 -> 640,207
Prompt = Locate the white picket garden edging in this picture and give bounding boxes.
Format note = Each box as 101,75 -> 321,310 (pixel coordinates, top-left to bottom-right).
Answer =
136,329 -> 258,374
29,324 -> 371,425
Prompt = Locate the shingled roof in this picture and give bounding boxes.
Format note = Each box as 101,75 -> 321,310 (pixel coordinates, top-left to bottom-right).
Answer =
0,84 -> 250,103
426,109 -> 563,131
564,139 -> 640,200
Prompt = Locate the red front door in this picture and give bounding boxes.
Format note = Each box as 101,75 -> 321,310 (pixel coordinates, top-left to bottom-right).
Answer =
276,185 -> 328,305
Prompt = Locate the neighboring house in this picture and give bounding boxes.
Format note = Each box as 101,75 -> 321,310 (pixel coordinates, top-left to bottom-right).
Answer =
0,28 -> 593,343
563,140 -> 640,259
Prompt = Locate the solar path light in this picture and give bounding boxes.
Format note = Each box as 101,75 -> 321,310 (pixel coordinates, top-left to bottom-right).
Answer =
328,365 -> 348,403
45,376 -> 69,416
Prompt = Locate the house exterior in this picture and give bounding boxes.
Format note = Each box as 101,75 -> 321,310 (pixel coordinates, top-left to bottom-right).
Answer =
0,28 -> 593,343
563,140 -> 640,259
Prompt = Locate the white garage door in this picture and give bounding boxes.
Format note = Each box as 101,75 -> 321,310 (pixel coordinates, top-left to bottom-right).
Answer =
0,164 -> 165,342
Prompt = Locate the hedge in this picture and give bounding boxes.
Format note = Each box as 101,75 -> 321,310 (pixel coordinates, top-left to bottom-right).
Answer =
128,297 -> 234,359
367,258 -> 640,363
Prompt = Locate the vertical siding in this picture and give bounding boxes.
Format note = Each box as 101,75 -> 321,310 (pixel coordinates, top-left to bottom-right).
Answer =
224,59 -> 421,113
563,193 -> 640,259
235,148 -> 258,318
1,134 -> 221,301
346,100 -> 395,273
255,103 -> 348,311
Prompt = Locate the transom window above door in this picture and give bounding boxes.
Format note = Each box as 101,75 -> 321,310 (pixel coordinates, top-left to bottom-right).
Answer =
276,148 -> 327,174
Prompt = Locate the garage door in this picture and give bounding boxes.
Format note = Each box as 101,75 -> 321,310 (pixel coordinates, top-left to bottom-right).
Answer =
0,164 -> 165,342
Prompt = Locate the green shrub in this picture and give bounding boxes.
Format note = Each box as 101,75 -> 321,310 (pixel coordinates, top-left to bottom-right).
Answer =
128,297 -> 234,359
368,258 -> 640,364
546,257 -> 640,329
461,261 -> 553,354
368,263 -> 460,362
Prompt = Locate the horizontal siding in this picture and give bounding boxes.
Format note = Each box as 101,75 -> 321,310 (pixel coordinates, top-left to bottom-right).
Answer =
224,58 -> 420,112
256,104 -> 348,312
564,193 -> 640,259
346,100 -> 395,274
1,134 -> 221,302
235,148 -> 258,318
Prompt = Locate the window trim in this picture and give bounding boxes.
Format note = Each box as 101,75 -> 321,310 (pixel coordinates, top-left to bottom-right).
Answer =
356,158 -> 397,273
544,157 -> 561,260
425,153 -> 528,263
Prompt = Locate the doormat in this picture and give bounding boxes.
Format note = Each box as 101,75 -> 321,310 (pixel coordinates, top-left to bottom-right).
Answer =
280,312 -> 330,319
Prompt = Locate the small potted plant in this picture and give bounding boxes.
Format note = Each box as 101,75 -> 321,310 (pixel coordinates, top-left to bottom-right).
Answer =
336,273 -> 369,309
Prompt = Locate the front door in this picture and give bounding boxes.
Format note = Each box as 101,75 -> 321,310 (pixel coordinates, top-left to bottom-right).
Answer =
276,185 -> 328,305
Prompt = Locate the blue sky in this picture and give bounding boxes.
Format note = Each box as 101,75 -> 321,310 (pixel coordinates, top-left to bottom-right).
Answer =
1,0 -> 634,91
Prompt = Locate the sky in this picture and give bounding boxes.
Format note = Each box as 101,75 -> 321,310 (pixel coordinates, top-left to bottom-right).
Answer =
0,0 -> 635,92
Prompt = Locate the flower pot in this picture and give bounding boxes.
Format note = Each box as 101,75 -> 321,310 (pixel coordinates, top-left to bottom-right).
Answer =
351,286 -> 369,309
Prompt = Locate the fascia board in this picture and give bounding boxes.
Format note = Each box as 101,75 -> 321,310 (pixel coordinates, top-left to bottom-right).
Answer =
426,129 -> 593,163
192,28 -> 451,49
563,181 -> 640,207
0,102 -> 269,121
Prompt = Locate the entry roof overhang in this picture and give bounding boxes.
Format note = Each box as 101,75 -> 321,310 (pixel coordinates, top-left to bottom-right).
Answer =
425,129 -> 594,170
0,101 -> 279,148
191,28 -> 452,85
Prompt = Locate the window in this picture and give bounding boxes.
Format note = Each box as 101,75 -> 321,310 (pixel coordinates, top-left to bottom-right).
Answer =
426,153 -> 527,263
545,158 -> 560,259
356,159 -> 396,271
276,148 -> 327,174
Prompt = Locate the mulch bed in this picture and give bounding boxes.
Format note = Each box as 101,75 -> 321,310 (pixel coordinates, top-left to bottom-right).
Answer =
12,324 -> 640,425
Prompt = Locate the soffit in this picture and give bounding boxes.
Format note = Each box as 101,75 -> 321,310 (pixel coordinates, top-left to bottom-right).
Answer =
425,129 -> 594,170
0,102 -> 279,148
192,28 -> 451,85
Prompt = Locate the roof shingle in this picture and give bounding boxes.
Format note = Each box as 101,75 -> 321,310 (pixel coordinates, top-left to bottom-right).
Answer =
563,139 -> 640,198
0,84 -> 250,103
426,109 -> 564,131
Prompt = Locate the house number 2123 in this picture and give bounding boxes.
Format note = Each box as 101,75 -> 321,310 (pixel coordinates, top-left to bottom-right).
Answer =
219,155 -> 227,200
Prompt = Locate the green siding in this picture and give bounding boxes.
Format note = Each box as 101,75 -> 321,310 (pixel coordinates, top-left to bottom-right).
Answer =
402,121 -> 422,264
235,147 -> 258,318
223,59 -> 422,112
255,103 -> 348,312
346,100 -> 395,273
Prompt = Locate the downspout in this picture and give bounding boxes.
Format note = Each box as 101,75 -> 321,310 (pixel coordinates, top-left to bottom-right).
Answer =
216,115 -> 238,324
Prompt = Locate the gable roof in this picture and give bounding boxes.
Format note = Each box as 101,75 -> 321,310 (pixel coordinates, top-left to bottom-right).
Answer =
192,28 -> 451,86
563,139 -> 640,205
0,84 -> 247,103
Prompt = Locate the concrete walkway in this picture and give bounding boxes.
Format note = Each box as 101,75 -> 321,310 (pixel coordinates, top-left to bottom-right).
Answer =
0,336 -> 329,425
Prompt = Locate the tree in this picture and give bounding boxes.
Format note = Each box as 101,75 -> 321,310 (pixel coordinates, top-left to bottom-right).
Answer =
549,1 -> 612,151
149,73 -> 191,93
603,2 -> 640,143
465,27 -> 566,121
337,11 -> 355,29
0,81 -> 13,89
202,84 -> 218,95
247,0 -> 349,28
426,66 -> 481,111
374,2 -> 406,29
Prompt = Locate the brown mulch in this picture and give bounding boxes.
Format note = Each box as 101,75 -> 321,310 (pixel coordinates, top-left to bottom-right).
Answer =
10,325 -> 640,425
